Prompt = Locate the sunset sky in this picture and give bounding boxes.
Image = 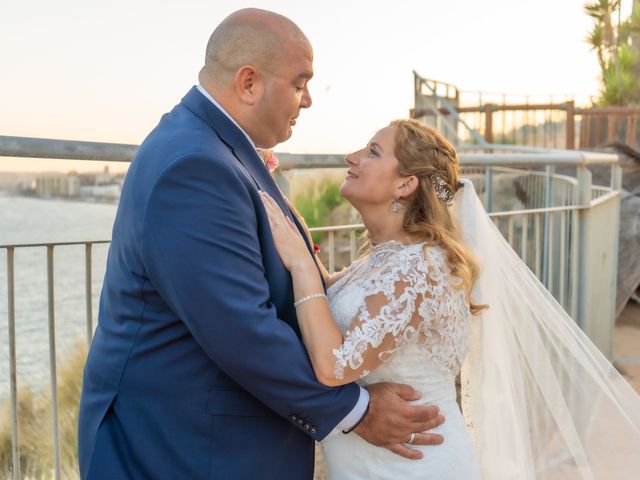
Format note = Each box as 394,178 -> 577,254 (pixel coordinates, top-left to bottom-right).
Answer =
0,0 -> 629,172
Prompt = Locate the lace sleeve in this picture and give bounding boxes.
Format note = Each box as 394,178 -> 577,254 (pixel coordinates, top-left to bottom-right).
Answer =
332,249 -> 431,381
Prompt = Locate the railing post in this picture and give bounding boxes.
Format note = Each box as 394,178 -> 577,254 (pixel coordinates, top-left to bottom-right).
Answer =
485,167 -> 494,213
85,242 -> 94,344
611,164 -> 622,190
484,104 -> 494,144
47,245 -> 61,480
328,231 -> 335,273
349,231 -> 357,263
576,165 -> 592,332
542,166 -> 554,287
575,163 -> 619,358
7,247 -> 21,480
272,169 -> 290,197
565,101 -> 575,150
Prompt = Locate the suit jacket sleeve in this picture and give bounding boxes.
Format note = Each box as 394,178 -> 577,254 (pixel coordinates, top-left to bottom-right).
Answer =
140,152 -> 360,440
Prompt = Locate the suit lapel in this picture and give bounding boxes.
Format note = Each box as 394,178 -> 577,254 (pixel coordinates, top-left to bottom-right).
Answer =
181,87 -> 287,211
180,87 -> 325,289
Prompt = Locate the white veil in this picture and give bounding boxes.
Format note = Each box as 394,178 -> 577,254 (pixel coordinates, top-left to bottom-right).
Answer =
456,179 -> 640,479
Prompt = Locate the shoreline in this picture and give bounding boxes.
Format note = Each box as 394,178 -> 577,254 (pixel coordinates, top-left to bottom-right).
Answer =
0,190 -> 119,205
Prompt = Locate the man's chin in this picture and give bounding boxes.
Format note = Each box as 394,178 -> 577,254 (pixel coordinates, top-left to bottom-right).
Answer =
282,128 -> 293,142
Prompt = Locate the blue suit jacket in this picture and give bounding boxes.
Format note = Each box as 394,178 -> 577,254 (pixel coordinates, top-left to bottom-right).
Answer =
78,87 -> 360,479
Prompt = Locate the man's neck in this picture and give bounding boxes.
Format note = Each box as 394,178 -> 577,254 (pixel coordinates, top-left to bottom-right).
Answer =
196,83 -> 256,150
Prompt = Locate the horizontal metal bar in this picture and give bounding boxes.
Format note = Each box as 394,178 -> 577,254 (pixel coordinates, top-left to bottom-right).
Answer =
414,102 -> 569,117
0,136 -> 619,170
590,190 -> 621,208
0,240 -> 110,249
0,136 -> 137,162
459,151 -> 619,167
488,205 -> 581,217
309,224 -> 364,233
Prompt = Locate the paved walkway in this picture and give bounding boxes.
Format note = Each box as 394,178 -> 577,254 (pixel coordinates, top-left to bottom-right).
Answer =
613,300 -> 640,394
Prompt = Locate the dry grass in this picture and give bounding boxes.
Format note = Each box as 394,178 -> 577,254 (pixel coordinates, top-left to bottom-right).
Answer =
0,341 -> 86,479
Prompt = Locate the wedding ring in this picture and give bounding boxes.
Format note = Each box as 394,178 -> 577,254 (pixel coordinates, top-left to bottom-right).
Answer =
407,432 -> 416,444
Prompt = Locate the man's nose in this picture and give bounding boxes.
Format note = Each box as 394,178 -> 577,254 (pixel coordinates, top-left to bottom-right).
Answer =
301,86 -> 312,108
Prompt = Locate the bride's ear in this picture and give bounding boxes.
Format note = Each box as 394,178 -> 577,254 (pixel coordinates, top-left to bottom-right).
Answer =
396,176 -> 418,199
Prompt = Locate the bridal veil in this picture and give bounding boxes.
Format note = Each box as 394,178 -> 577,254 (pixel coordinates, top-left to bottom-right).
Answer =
456,179 -> 640,479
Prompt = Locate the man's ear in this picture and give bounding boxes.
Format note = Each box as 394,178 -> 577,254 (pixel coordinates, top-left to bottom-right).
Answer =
397,176 -> 419,199
234,65 -> 263,105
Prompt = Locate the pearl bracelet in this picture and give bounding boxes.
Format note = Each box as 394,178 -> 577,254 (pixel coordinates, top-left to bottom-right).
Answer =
293,292 -> 328,307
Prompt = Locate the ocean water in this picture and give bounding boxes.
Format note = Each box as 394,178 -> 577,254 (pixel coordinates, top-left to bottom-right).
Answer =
0,193 -> 117,398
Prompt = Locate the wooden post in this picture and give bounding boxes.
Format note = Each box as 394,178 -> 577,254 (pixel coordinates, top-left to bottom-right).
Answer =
626,115 -> 637,149
607,114 -> 617,143
565,101 -> 575,150
484,104 -> 494,144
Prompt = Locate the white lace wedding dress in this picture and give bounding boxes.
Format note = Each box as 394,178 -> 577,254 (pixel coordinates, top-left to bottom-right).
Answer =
321,241 -> 480,479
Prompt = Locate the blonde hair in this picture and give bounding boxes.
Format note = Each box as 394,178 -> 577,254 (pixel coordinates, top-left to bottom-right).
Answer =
389,119 -> 485,315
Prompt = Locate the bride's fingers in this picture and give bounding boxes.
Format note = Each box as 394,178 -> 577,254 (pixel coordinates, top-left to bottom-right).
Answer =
385,443 -> 423,460
260,191 -> 280,213
259,191 -> 278,215
260,193 -> 285,226
285,216 -> 303,237
260,192 -> 288,224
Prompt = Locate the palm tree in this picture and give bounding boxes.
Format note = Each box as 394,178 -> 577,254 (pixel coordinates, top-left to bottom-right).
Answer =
585,0 -> 640,105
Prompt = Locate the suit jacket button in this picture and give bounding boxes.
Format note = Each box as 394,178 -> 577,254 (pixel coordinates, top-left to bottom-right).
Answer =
310,427 -> 317,434
290,414 -> 298,422
297,418 -> 304,425
304,423 -> 311,430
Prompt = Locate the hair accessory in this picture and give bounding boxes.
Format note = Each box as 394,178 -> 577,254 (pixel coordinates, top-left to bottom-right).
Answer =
294,292 -> 328,308
430,174 -> 455,206
391,195 -> 402,213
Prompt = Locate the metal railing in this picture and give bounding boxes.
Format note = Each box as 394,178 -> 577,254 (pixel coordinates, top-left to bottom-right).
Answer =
0,136 -> 620,479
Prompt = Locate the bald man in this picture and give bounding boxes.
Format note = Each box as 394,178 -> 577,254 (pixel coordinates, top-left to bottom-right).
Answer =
78,9 -> 443,479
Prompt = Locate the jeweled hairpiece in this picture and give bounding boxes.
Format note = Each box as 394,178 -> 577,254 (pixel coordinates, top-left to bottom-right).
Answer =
430,174 -> 455,206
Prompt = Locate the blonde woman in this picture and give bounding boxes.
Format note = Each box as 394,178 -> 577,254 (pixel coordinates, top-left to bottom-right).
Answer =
262,120 -> 480,478
261,120 -> 640,479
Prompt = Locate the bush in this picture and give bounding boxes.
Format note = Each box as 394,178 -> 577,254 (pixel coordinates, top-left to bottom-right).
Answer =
293,178 -> 347,244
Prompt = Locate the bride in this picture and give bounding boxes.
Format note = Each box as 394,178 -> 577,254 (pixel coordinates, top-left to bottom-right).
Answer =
260,119 -> 640,479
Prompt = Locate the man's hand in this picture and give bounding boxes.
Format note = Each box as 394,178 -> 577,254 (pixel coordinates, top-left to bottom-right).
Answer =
354,382 -> 445,460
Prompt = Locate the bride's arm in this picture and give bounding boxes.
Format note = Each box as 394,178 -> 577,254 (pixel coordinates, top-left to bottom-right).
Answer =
261,192 -> 425,387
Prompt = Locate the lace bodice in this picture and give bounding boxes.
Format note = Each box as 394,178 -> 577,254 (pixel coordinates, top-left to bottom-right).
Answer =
322,241 -> 481,478
327,241 -> 471,385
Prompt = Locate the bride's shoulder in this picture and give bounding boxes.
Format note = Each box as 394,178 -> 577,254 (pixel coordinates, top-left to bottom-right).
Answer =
419,244 -> 450,271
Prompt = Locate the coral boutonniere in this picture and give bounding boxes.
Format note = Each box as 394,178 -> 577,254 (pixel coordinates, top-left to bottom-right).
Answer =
257,149 -> 279,173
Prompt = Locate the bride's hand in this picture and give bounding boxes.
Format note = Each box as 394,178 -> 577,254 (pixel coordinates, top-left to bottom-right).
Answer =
260,191 -> 314,273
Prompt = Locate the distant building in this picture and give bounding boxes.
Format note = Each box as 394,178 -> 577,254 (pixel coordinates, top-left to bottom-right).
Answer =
79,183 -> 121,201
35,173 -> 80,197
95,166 -> 112,185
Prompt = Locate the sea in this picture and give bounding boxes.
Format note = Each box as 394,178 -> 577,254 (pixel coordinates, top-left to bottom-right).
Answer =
0,193 -> 117,398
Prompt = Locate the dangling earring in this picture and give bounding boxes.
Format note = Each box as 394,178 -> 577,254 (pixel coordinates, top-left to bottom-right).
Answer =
391,195 -> 401,213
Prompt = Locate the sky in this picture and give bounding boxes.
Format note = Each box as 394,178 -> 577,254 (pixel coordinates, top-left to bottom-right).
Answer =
0,0 -> 628,172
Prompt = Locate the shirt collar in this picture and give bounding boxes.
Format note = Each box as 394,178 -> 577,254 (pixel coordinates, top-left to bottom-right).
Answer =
196,84 -> 256,150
